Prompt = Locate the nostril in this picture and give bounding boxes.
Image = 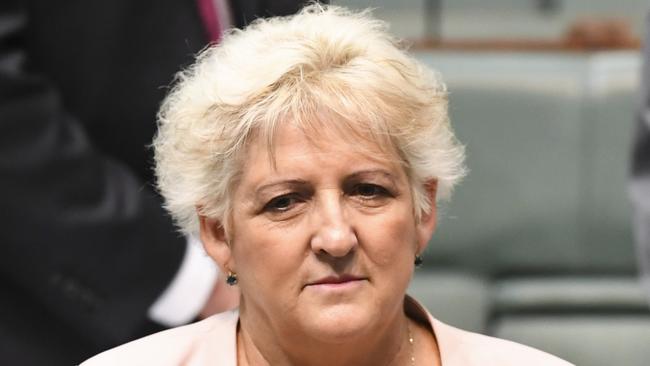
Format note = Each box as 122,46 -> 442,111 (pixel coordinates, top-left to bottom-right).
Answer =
310,225 -> 358,258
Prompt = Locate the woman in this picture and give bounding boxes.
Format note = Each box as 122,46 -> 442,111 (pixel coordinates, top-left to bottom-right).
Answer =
83,5 -> 572,366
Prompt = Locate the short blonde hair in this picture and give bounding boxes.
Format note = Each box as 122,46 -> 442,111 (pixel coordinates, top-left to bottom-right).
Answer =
154,4 -> 466,235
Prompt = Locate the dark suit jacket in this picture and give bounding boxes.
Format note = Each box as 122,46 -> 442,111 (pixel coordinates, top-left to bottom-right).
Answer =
0,0 -> 309,364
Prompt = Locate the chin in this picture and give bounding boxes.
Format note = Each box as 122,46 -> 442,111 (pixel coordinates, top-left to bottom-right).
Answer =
300,302 -> 377,343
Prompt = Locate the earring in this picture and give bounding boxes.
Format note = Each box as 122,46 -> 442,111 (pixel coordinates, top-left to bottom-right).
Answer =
414,255 -> 423,267
226,271 -> 238,286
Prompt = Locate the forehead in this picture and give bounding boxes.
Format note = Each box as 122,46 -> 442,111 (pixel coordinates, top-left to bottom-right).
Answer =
239,122 -> 406,182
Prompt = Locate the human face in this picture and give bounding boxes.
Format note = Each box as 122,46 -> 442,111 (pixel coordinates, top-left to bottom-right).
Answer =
202,123 -> 437,342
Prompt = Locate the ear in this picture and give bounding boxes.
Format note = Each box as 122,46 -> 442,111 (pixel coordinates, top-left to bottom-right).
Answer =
416,179 -> 438,254
198,214 -> 235,273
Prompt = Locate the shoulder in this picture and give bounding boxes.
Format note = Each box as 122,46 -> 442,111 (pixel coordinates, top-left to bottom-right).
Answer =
405,296 -> 573,366
431,318 -> 574,366
80,310 -> 238,366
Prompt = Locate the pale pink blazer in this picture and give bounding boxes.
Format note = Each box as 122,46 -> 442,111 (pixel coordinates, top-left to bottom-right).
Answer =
82,297 -> 573,365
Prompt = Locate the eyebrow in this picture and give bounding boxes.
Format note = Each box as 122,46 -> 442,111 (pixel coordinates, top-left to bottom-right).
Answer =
253,169 -> 399,197
254,179 -> 309,200
255,179 -> 307,193
345,169 -> 399,182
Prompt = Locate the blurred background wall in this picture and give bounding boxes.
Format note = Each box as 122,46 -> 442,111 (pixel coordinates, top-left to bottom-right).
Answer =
339,0 -> 647,40
334,1 -> 650,365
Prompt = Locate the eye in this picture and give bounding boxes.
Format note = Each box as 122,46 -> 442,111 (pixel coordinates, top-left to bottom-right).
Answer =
352,183 -> 391,199
263,193 -> 302,213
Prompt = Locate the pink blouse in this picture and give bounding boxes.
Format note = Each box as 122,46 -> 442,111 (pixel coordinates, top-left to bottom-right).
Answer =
82,296 -> 573,365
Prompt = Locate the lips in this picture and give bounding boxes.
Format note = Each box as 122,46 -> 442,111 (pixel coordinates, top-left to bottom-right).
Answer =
306,274 -> 366,287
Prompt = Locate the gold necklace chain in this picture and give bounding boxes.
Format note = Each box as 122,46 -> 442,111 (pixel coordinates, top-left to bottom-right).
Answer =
407,322 -> 415,366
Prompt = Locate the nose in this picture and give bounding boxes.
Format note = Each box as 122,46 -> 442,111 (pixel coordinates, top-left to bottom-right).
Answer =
310,191 -> 358,258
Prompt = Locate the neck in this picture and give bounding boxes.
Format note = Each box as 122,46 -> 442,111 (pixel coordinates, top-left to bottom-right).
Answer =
237,300 -> 413,366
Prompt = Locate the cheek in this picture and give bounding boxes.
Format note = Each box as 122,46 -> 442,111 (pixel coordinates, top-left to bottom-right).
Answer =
360,209 -> 418,268
231,221 -> 309,289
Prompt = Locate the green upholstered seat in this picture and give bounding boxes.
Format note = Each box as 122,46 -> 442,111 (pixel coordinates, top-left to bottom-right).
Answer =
409,270 -> 489,333
416,51 -> 637,274
404,51 -> 649,366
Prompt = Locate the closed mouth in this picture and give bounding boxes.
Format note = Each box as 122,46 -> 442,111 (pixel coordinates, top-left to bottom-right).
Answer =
306,274 -> 367,287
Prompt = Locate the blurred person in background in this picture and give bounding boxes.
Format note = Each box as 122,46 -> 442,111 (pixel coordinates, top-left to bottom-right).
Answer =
631,11 -> 650,304
84,6 -> 572,365
0,0 -> 314,364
